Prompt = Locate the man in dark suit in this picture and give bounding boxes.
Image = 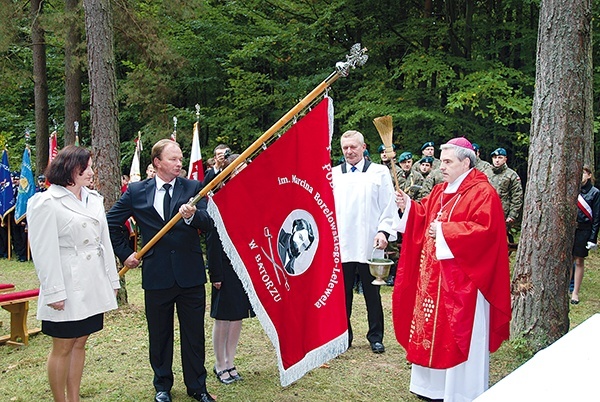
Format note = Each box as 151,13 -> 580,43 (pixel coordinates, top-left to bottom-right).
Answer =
107,139 -> 215,402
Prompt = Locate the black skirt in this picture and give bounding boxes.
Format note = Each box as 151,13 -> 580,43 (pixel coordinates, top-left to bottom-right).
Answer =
210,262 -> 255,321
42,313 -> 104,339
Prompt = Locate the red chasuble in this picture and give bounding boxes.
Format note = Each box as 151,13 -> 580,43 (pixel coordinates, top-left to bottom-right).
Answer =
392,169 -> 511,369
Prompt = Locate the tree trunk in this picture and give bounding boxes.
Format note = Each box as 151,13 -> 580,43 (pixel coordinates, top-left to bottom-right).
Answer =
511,0 -> 593,350
31,0 -> 49,175
64,0 -> 83,147
464,0 -> 473,60
83,0 -> 120,209
83,0 -> 126,303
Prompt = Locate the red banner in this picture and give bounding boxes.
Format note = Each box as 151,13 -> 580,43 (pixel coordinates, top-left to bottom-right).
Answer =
207,97 -> 347,386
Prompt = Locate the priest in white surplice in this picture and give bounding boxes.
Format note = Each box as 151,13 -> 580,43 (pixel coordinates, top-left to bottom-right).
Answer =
332,130 -> 399,354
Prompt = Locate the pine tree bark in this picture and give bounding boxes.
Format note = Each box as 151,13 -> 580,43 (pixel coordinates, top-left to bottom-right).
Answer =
31,0 -> 49,174
83,0 -> 126,303
82,0 -> 120,209
511,0 -> 593,349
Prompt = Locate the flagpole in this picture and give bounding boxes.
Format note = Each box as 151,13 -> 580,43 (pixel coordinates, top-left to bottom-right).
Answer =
119,43 -> 368,277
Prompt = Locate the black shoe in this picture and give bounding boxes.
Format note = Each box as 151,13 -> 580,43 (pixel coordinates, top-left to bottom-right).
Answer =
213,366 -> 235,384
154,391 -> 172,402
227,366 -> 243,381
413,393 -> 443,402
189,392 -> 216,402
385,275 -> 395,286
370,341 -> 385,354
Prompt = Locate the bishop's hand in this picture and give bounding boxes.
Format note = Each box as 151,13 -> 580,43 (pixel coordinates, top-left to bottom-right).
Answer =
395,190 -> 408,212
428,220 -> 438,239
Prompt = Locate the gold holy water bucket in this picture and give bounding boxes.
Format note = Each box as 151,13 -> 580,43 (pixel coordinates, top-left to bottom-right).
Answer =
367,257 -> 394,286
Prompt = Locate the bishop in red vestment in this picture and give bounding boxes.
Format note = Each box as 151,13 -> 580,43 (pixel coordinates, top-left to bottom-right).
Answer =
392,137 -> 511,402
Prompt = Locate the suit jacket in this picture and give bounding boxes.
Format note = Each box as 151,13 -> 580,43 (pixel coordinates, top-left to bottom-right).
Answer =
107,177 -> 212,290
27,185 -> 120,321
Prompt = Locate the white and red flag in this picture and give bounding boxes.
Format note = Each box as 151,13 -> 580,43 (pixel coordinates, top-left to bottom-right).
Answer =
129,134 -> 142,183
48,131 -> 58,162
207,96 -> 347,386
187,121 -> 204,181
46,131 -> 59,187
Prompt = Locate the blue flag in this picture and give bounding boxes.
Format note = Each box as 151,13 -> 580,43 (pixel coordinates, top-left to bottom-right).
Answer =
14,147 -> 35,223
0,149 -> 15,224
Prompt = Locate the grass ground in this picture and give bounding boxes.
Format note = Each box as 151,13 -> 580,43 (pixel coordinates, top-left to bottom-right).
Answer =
0,254 -> 598,401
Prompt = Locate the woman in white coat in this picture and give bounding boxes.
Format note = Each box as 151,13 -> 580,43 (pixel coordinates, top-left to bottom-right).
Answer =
27,145 -> 120,402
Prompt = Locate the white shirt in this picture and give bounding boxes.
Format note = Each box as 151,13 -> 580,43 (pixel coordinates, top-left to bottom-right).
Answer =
333,160 -> 399,263
153,176 -> 176,220
346,158 -> 365,172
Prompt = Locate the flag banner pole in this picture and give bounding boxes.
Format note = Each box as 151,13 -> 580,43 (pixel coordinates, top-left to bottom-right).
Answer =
118,43 -> 367,277
188,104 -> 205,181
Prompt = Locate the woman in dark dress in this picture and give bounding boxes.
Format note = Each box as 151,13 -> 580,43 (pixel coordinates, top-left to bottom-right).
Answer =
208,154 -> 255,384
571,166 -> 600,304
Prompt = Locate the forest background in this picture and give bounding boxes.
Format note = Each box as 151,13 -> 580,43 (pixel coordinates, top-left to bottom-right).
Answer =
0,0 -> 599,183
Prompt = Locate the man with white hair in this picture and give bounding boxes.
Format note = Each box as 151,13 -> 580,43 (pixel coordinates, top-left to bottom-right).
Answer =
392,137 -> 511,401
332,130 -> 399,354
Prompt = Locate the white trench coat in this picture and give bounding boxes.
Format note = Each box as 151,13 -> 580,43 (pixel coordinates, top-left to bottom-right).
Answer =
27,185 -> 120,322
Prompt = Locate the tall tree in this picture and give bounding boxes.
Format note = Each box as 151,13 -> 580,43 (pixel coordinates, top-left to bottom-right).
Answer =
64,0 -> 83,146
511,0 -> 593,348
83,0 -> 124,303
82,0 -> 120,210
31,0 -> 49,174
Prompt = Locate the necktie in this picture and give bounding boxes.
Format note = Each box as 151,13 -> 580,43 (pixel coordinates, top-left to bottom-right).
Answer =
351,166 -> 358,172
163,183 -> 172,221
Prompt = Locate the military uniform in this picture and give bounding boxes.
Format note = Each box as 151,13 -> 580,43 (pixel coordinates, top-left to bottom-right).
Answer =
382,160 -> 402,184
488,163 -> 523,223
419,168 -> 444,199
412,157 -> 441,173
476,158 -> 493,178
397,169 -> 424,200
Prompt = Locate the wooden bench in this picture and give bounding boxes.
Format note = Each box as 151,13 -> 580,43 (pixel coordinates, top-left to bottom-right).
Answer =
0,289 -> 41,346
0,284 -> 16,293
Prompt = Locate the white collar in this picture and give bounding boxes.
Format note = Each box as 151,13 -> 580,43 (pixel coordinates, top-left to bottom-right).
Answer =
445,168 -> 473,193
64,185 -> 90,206
155,176 -> 176,190
346,158 -> 365,172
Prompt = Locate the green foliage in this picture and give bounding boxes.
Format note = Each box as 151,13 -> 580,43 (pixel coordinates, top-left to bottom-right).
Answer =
446,64 -> 533,127
0,0 -> 597,180
508,335 -> 536,362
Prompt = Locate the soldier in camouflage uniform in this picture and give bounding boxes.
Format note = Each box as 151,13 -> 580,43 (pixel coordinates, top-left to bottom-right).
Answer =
378,144 -> 401,181
489,148 -> 523,243
417,156 -> 434,180
472,143 -> 493,178
412,141 -> 441,173
397,152 -> 424,200
419,167 -> 444,199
